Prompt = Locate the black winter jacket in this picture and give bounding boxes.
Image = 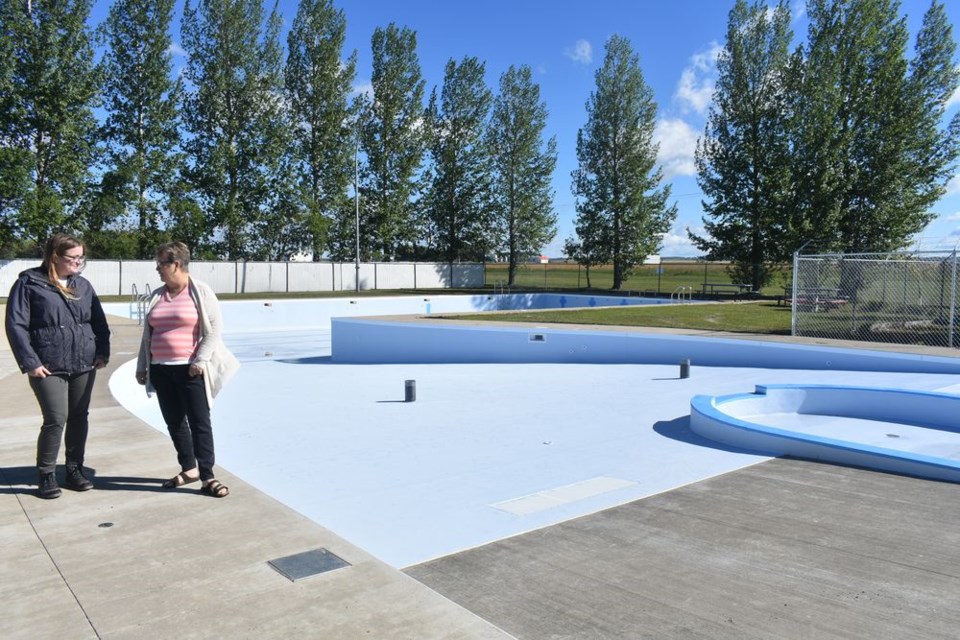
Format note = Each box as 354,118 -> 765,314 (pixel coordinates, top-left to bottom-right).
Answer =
5,267 -> 111,375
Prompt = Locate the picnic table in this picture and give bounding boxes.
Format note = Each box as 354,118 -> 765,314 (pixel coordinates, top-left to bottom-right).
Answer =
783,286 -> 848,312
702,282 -> 753,297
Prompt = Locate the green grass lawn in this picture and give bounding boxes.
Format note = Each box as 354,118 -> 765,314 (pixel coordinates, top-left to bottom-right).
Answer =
449,300 -> 793,335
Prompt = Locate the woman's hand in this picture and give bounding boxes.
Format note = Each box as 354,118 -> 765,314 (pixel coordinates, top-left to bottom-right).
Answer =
188,363 -> 203,377
135,371 -> 147,385
93,357 -> 107,370
28,365 -> 51,378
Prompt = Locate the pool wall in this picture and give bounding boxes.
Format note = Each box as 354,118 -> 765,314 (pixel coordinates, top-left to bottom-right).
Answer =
331,318 -> 960,373
689,384 -> 960,483
103,293 -> 678,328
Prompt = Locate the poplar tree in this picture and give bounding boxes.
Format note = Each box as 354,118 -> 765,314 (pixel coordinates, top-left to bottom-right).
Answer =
791,0 -> 959,253
691,0 -> 793,290
487,65 -> 557,285
285,0 -> 356,261
181,0 -> 287,259
352,24 -> 425,261
100,0 -> 182,258
571,35 -> 675,290
1,0 -> 100,247
904,1 -> 960,230
424,56 -> 493,265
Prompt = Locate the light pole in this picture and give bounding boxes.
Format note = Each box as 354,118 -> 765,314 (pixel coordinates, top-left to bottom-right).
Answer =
354,124 -> 360,293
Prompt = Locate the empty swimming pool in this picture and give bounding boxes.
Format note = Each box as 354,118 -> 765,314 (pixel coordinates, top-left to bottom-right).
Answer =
106,296 -> 960,568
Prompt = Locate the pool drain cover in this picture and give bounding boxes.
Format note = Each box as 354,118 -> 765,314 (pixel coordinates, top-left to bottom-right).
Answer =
268,548 -> 351,581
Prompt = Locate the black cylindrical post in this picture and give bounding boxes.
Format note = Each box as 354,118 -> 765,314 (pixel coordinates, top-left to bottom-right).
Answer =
679,359 -> 691,379
405,379 -> 416,402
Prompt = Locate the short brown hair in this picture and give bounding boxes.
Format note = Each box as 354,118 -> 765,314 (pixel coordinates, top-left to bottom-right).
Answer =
155,241 -> 191,271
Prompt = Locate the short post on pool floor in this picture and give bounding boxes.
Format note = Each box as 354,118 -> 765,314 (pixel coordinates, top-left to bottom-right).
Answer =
680,358 -> 691,379
405,379 -> 416,402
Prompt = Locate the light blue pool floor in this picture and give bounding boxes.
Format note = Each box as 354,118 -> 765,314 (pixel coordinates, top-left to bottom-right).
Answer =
738,412 -> 960,460
110,330 -> 960,569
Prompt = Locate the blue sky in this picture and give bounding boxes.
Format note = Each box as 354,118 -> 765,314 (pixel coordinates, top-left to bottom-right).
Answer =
89,0 -> 960,257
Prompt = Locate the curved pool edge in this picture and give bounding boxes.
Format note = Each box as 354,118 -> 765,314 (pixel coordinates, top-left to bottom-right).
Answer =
690,384 -> 960,483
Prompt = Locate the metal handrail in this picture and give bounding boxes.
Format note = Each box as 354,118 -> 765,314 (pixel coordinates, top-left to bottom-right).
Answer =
670,286 -> 692,302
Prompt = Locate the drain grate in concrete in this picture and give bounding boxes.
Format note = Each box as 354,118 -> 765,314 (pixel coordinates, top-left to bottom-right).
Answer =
268,548 -> 351,582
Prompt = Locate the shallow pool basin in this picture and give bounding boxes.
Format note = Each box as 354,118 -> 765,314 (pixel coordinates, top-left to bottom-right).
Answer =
690,384 -> 960,483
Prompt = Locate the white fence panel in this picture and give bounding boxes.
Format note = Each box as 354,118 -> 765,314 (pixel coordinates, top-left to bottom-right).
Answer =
288,262 -> 335,292
454,264 -> 483,287
184,261 -> 235,294
1,258 -> 483,297
119,261 -> 159,297
415,263 -> 450,288
236,262 -> 286,293
375,263 -> 416,289
357,263 -> 376,291
80,260 -> 122,296
1,259 -> 37,295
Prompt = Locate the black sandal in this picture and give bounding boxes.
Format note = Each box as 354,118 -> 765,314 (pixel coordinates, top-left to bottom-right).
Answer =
162,471 -> 199,489
201,480 -> 229,498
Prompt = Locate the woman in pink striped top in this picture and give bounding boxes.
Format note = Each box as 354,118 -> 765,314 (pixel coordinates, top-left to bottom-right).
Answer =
135,242 -> 239,498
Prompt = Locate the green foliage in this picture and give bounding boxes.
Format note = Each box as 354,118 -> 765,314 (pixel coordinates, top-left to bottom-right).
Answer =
99,0 -> 183,258
571,35 -> 677,290
1,0 -> 101,245
285,0 -> 357,262
790,0 -> 959,254
181,0 -> 287,259
353,23 -> 425,261
487,65 -> 558,285
692,0 -> 793,290
424,56 -> 493,265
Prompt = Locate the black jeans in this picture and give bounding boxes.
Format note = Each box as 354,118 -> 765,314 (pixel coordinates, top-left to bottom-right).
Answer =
150,364 -> 216,481
30,371 -> 96,474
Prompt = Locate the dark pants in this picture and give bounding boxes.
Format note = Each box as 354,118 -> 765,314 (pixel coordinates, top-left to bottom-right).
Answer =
150,364 -> 216,481
30,371 -> 96,474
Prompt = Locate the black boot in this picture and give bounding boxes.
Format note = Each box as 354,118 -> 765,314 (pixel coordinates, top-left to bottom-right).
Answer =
38,472 -> 61,499
64,463 -> 93,491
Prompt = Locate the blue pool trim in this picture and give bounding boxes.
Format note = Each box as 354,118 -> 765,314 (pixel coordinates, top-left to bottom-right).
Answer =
690,384 -> 960,483
331,318 -> 960,373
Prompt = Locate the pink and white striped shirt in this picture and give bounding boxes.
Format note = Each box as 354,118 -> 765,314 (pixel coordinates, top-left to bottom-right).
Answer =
148,289 -> 200,364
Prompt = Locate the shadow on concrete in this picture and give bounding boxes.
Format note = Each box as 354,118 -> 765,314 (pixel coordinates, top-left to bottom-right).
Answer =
652,416 -> 762,455
0,465 -> 168,494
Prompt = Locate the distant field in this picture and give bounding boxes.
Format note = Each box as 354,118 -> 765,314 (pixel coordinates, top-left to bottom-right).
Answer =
484,261 -> 792,296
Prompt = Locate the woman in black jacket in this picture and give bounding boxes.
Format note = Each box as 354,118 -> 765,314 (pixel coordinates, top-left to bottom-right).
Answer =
5,234 -> 111,498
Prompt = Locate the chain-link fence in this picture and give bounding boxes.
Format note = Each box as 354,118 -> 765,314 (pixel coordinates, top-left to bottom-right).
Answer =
792,252 -> 959,348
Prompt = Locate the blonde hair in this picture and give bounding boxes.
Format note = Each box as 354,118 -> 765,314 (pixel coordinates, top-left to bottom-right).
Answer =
41,233 -> 85,298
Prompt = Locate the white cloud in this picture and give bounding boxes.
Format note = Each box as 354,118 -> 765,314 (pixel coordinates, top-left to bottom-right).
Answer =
948,84 -> 960,110
654,118 -> 699,179
352,82 -> 373,98
791,0 -> 806,22
947,173 -> 960,196
674,42 -> 722,115
168,42 -> 186,57
658,226 -> 701,257
564,39 -> 593,65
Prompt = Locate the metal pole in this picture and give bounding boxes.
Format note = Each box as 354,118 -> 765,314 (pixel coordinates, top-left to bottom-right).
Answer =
354,132 -> 360,293
949,250 -> 957,348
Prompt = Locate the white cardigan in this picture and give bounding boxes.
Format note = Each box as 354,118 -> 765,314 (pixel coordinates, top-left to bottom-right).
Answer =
136,277 -> 240,407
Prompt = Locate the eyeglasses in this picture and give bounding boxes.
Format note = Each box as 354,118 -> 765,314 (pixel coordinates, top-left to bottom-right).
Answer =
60,255 -> 86,265
156,260 -> 176,268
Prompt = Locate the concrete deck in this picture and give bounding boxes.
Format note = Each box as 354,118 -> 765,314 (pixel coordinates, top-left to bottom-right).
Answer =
3,309 -> 960,639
